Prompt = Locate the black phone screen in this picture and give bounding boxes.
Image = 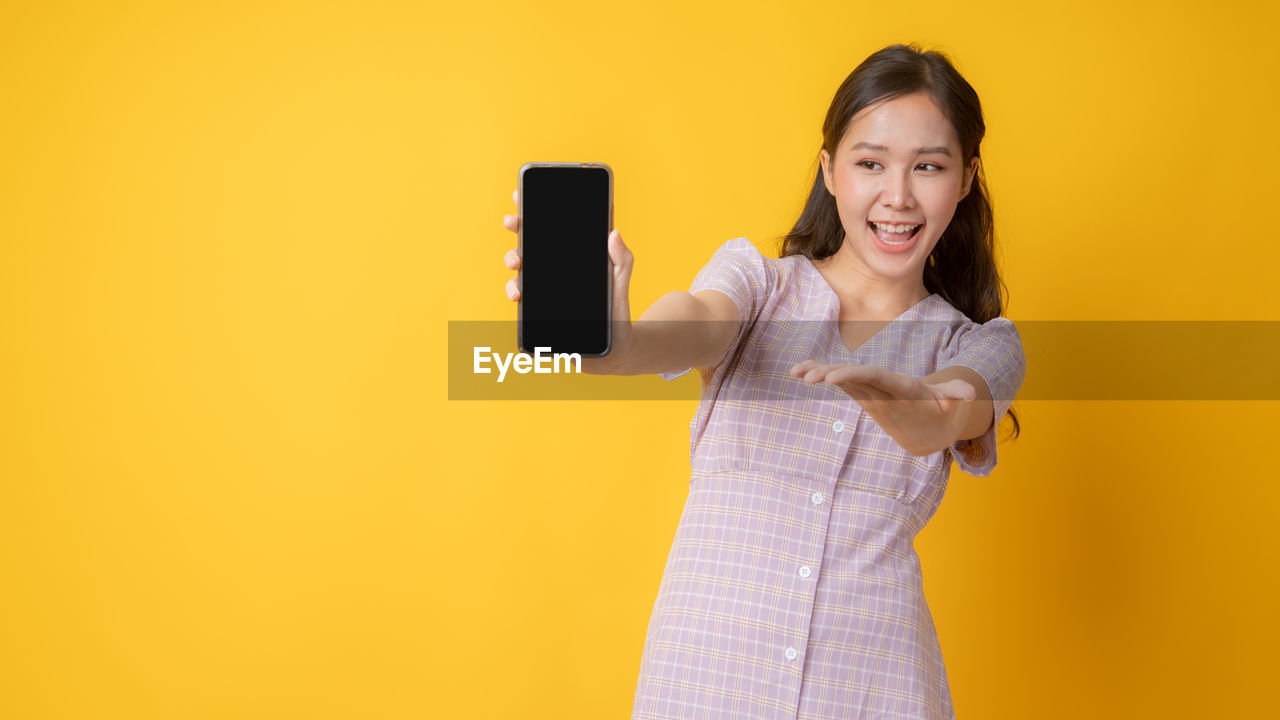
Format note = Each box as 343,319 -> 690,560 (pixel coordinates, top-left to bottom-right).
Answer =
518,164 -> 611,357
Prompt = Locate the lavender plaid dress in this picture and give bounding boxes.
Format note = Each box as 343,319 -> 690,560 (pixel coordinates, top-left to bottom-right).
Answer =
633,238 -> 1026,719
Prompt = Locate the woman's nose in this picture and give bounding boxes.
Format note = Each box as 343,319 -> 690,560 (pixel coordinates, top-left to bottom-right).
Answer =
880,171 -> 915,210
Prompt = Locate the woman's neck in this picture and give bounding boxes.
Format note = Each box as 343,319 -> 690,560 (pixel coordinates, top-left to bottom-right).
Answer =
812,249 -> 930,319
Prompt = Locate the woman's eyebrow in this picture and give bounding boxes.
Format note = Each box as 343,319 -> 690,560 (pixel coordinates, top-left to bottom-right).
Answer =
852,142 -> 952,156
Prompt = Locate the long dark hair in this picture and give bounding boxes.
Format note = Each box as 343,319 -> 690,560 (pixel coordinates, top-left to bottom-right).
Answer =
781,43 -> 1020,442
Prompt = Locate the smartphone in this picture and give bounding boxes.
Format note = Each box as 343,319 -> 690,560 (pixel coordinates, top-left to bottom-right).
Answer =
517,162 -> 613,357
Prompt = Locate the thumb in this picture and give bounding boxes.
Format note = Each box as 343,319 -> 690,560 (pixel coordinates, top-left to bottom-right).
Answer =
609,229 -> 632,276
609,229 -> 633,322
938,379 -> 976,401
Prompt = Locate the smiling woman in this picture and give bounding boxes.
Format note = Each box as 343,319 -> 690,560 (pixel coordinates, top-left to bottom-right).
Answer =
783,43 -> 1019,446
628,44 -> 1027,720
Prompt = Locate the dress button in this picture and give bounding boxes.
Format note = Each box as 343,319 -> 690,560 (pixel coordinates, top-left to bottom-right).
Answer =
784,647 -> 798,661
811,491 -> 824,506
798,565 -> 812,578
832,419 -> 845,433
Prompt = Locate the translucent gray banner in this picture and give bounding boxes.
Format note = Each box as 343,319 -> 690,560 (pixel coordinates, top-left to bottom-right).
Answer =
447,321 -> 1280,401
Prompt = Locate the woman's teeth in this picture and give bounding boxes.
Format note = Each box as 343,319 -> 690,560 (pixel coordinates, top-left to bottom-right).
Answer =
870,221 -> 921,246
872,222 -> 920,233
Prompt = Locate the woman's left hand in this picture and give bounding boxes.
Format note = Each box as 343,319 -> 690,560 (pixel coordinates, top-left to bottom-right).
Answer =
789,360 -> 976,457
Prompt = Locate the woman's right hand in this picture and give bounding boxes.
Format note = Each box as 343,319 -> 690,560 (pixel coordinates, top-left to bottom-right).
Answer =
502,189 -> 635,373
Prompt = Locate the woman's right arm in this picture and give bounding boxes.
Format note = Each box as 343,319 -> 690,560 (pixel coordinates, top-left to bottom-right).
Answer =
611,289 -> 738,376
502,189 -> 738,376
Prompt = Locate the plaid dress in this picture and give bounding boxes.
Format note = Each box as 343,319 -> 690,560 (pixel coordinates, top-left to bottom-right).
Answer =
632,238 -> 1026,719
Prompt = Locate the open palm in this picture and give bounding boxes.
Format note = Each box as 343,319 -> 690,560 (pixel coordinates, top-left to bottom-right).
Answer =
789,360 -> 975,457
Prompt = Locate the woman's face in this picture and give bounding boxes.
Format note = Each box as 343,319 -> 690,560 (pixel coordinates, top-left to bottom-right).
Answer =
819,91 -> 978,286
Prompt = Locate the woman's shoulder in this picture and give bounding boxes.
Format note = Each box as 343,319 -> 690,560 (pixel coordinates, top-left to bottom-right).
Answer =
703,237 -> 777,267
701,237 -> 813,279
925,293 -> 1018,327
924,295 -> 1024,360
693,237 -> 810,290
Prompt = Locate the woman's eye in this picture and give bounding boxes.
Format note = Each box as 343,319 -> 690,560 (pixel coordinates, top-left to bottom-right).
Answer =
856,161 -> 943,171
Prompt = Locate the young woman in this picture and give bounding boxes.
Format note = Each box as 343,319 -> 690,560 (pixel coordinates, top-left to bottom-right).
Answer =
502,43 -> 1025,720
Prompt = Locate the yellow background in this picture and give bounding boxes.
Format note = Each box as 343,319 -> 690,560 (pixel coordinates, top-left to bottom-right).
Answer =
3,1 -> 1278,717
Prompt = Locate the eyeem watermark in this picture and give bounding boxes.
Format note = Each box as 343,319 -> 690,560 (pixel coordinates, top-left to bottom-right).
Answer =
473,346 -> 582,383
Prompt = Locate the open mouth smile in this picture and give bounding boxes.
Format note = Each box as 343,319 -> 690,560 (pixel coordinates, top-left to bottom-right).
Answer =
867,221 -> 923,248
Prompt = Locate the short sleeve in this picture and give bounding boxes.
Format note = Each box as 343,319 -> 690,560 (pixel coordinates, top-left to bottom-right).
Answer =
658,237 -> 773,381
936,317 -> 1027,476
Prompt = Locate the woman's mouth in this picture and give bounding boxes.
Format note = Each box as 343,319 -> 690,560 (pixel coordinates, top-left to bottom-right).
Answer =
867,221 -> 923,252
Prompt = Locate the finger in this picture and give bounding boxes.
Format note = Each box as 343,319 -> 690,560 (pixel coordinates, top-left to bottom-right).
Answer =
512,189 -> 519,205
802,364 -> 837,384
504,248 -> 521,270
505,276 -> 521,301
826,365 -> 913,396
823,365 -> 880,387
789,359 -> 821,376
503,213 -> 520,233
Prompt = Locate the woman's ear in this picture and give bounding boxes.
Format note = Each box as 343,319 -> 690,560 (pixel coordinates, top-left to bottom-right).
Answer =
959,156 -> 979,201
